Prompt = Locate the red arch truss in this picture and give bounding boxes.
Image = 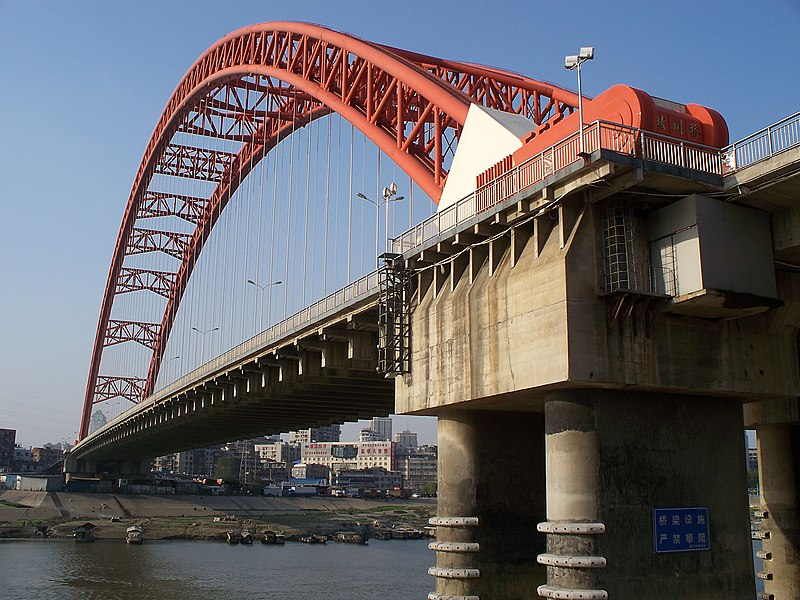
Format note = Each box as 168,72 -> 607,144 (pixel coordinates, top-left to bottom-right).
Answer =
80,21 -> 580,438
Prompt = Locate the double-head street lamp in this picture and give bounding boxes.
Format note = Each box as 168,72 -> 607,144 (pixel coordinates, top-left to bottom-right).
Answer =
247,279 -> 282,327
564,46 -> 595,157
246,279 -> 283,291
357,183 -> 405,266
191,326 -> 219,334
191,326 -> 219,361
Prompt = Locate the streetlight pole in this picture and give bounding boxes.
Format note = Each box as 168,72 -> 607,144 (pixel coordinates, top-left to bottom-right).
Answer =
191,326 -> 219,363
357,183 -> 405,267
163,355 -> 180,382
246,279 -> 282,329
564,47 -> 595,157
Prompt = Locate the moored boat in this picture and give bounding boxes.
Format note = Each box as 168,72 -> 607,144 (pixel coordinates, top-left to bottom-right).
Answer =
72,523 -> 96,543
299,534 -> 327,544
240,530 -> 253,544
335,531 -> 368,544
261,530 -> 286,544
126,526 -> 143,544
226,531 -> 240,544
391,527 -> 424,540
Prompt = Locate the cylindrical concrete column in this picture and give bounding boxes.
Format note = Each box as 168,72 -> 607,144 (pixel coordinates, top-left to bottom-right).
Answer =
757,424 -> 800,599
540,399 -> 606,599
432,410 -> 546,600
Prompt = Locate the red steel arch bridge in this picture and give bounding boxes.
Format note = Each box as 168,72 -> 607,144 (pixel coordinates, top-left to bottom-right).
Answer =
70,20 -> 800,600
78,21 -> 581,440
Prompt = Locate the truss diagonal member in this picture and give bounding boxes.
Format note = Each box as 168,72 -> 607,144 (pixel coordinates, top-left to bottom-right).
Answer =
156,143 -> 236,181
126,228 -> 192,260
116,268 -> 177,297
94,376 -> 146,404
104,320 -> 161,349
138,191 -> 209,224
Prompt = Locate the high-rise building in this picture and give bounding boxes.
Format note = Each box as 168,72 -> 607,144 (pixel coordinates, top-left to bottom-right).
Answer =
301,440 -> 395,474
393,430 -> 418,450
290,425 -> 341,444
89,410 -> 107,433
359,428 -> 383,442
371,417 -> 392,441
397,445 -> 438,491
254,441 -> 299,465
0,429 -> 15,470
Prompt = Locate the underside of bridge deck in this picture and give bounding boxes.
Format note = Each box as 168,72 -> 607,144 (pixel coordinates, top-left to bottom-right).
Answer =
71,305 -> 391,464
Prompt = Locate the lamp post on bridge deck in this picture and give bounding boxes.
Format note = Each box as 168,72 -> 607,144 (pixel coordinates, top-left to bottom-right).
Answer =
564,47 -> 594,158
246,279 -> 283,330
357,183 -> 405,269
191,326 -> 219,365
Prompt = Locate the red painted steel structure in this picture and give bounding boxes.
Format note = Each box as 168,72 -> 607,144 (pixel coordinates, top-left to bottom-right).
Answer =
80,21 -> 581,438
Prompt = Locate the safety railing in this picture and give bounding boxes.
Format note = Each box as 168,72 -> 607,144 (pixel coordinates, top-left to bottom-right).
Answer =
722,111 -> 800,171
391,120 -> 723,255
150,270 -> 380,402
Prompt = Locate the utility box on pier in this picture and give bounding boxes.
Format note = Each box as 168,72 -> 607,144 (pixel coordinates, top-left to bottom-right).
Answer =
648,194 -> 780,318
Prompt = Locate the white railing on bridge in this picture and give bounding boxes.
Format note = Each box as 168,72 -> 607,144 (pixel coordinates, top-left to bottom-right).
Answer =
151,271 -> 380,401
391,120 -> 724,255
723,111 -> 800,171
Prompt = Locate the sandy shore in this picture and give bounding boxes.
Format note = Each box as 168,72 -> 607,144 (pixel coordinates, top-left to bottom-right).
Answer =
0,490 -> 436,541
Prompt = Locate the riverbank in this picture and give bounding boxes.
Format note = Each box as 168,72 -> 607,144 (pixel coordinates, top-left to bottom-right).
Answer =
0,490 -> 436,541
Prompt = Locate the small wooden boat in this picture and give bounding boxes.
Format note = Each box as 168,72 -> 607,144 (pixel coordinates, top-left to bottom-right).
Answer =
261,530 -> 286,544
240,531 -> 253,544
335,531 -> 368,544
299,534 -> 327,544
226,531 -> 240,544
391,527 -> 425,540
72,523 -> 96,543
126,526 -> 143,544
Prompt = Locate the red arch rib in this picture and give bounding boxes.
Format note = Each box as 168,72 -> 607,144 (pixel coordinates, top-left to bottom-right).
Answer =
80,21 -> 580,438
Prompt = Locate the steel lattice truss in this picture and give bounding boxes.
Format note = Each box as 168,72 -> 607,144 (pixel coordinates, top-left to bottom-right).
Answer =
94,376 -> 147,404
104,320 -> 161,350
80,21 -> 580,438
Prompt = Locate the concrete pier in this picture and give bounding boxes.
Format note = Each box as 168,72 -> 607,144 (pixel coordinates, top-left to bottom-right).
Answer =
542,392 -> 753,599
432,410 -> 546,599
755,423 -> 800,599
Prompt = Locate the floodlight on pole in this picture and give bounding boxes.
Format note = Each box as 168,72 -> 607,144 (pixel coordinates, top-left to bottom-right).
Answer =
564,46 -> 594,157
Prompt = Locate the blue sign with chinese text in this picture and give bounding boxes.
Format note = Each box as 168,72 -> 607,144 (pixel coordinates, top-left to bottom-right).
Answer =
653,507 -> 710,553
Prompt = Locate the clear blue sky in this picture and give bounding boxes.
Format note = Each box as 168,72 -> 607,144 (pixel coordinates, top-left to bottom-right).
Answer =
1,1 -> 797,447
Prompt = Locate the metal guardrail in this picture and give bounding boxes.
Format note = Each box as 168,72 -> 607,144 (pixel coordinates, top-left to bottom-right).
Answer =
150,271 -> 381,401
722,111 -> 800,171
391,120 -> 724,255
392,112 -> 800,256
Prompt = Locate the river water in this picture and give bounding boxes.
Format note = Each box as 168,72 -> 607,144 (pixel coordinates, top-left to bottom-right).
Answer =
0,537 -> 766,599
0,538 -> 432,599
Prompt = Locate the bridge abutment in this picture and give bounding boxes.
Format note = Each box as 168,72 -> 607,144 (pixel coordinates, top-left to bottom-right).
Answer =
431,409 -> 546,599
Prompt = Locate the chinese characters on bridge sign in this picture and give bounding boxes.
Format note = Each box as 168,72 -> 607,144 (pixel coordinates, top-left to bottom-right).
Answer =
653,507 -> 710,553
